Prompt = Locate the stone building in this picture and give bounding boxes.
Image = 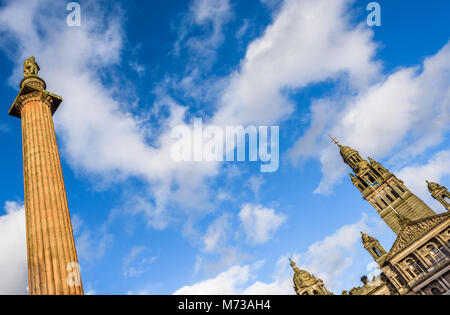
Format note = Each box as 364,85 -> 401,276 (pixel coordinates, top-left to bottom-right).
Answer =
292,137 -> 450,295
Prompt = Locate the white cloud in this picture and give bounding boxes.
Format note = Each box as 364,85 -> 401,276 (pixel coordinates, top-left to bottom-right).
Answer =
0,202 -> 27,295
212,0 -> 378,127
174,216 -> 386,295
0,0 -> 383,228
239,204 -> 286,244
174,259 -> 293,295
288,41 -> 450,194
296,215 -> 371,290
246,175 -> 265,198
174,265 -> 252,295
203,214 -> 232,252
0,0 -> 221,230
395,150 -> 450,213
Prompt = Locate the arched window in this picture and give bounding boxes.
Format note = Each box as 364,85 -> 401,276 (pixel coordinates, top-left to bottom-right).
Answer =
368,175 -> 376,183
381,198 -> 389,207
397,185 -> 405,193
313,290 -> 319,295
373,247 -> 381,257
358,184 -> 365,191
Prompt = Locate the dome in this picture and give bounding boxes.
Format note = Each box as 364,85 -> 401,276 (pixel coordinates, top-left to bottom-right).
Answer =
361,232 -> 377,244
340,145 -> 358,160
293,269 -> 316,288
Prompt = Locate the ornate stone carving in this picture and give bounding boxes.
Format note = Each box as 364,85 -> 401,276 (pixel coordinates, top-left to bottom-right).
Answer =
23,56 -> 40,76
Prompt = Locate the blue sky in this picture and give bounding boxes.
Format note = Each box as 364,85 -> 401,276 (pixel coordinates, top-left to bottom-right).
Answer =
0,0 -> 449,295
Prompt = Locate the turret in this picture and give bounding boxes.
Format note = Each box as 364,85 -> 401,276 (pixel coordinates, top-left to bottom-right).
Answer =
427,181 -> 450,212
361,232 -> 387,265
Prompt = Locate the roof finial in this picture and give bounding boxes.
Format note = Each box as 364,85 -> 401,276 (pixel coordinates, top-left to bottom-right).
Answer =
328,134 -> 341,148
289,258 -> 296,268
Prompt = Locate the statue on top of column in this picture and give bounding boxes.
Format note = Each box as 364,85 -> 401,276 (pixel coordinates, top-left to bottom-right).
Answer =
24,56 -> 40,77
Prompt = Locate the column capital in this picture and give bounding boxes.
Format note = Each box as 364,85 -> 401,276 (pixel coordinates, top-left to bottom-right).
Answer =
8,79 -> 62,119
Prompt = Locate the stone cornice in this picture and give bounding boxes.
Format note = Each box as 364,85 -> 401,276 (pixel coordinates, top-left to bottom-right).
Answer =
8,84 -> 63,119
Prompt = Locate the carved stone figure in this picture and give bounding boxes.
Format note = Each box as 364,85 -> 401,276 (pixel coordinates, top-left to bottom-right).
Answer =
24,56 -> 40,77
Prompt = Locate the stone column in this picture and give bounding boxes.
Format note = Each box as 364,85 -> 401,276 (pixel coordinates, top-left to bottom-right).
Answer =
8,69 -> 83,295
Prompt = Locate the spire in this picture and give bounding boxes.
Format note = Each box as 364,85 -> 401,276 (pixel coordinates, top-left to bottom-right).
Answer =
328,134 -> 342,148
329,135 -> 366,174
289,258 -> 296,269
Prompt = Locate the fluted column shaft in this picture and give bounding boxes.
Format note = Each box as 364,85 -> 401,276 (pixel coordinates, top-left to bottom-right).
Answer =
20,93 -> 83,295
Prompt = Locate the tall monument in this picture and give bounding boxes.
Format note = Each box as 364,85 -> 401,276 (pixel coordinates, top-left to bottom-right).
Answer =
8,57 -> 83,295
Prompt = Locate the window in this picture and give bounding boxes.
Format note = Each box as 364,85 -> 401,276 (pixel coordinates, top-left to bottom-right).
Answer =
368,175 -> 376,183
386,193 -> 394,203
391,189 -> 400,198
313,290 -> 319,295
373,247 -> 381,257
427,245 -> 445,263
381,198 -> 389,207
426,255 -> 436,266
406,259 -> 422,277
397,185 -> 405,193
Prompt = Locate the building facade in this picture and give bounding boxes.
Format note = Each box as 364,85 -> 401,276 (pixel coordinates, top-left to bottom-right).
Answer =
292,138 -> 450,295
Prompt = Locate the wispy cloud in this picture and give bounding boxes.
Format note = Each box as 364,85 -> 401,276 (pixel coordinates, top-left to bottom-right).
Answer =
123,246 -> 157,278
287,40 -> 450,194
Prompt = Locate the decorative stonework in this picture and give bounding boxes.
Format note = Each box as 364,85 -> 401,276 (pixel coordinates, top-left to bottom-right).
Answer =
388,213 -> 450,259
9,83 -> 62,119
